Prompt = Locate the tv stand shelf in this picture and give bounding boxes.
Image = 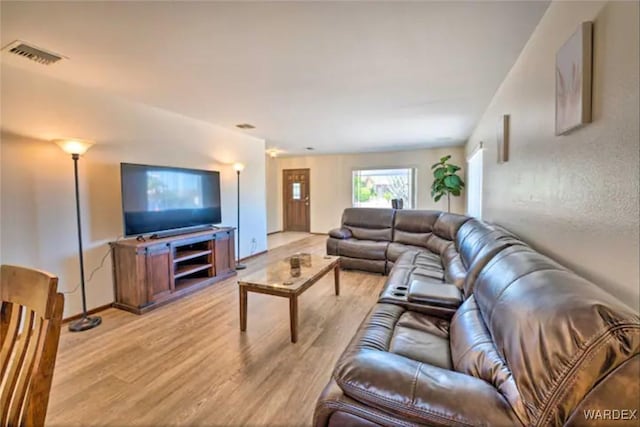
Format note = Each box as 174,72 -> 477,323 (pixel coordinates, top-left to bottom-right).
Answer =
174,263 -> 213,279
174,249 -> 212,263
110,228 -> 236,314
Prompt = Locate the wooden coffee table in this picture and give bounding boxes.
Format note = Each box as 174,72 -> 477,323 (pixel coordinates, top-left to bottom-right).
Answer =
238,254 -> 340,343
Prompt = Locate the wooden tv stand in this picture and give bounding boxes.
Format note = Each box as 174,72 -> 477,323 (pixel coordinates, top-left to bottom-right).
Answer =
110,227 -> 236,314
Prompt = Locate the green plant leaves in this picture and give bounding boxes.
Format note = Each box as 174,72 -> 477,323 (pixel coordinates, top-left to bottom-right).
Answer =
433,167 -> 446,180
446,164 -> 460,173
430,154 -> 464,204
444,174 -> 463,188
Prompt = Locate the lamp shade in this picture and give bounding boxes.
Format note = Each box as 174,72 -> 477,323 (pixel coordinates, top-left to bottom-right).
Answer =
233,162 -> 245,172
53,139 -> 94,155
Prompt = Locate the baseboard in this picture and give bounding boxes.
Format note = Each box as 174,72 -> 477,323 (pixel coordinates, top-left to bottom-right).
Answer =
267,230 -> 283,235
310,232 -> 328,236
63,303 -> 114,323
239,250 -> 268,262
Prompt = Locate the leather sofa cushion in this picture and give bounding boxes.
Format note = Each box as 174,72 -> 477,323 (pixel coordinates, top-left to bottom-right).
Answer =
433,212 -> 471,241
389,311 -> 452,369
386,242 -> 427,262
326,237 -> 339,256
425,234 -> 453,255
393,210 -> 441,234
395,250 -> 442,270
342,208 -> 395,241
334,334 -> 521,426
392,210 -> 440,248
392,230 -> 430,248
442,244 -> 466,288
461,234 -> 525,297
342,207 -> 395,229
337,239 -> 388,260
339,257 -> 386,274
391,211 -> 471,255
456,219 -> 520,268
456,219 -> 497,265
411,267 -> 445,282
337,303 -> 452,369
348,226 -> 392,242
408,280 -> 462,309
450,296 -> 523,420
468,245 -> 640,425
313,380 -> 407,427
328,228 -> 352,239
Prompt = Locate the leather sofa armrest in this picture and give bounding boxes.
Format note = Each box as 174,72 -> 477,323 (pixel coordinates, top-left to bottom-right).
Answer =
329,228 -> 352,239
334,349 -> 521,426
408,280 -> 463,309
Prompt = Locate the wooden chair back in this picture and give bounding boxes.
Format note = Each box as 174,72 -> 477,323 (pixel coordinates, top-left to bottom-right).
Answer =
1,265 -> 64,427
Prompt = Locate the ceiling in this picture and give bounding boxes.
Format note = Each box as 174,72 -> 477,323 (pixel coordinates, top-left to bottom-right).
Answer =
1,1 -> 549,156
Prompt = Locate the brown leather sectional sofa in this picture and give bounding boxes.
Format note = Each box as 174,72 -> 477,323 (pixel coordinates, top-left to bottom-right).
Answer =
317,208 -> 640,426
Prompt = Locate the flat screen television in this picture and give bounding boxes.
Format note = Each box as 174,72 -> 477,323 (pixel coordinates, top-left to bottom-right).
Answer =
120,163 -> 222,237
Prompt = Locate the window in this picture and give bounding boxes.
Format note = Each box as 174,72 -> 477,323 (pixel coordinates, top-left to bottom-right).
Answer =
352,168 -> 415,208
292,182 -> 301,200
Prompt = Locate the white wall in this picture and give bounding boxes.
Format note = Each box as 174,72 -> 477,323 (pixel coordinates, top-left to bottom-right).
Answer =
465,1 -> 639,309
265,154 -> 280,234
1,64 -> 267,318
267,147 -> 466,233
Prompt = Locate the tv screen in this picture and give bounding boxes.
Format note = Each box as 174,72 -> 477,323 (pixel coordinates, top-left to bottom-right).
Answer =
120,163 -> 222,236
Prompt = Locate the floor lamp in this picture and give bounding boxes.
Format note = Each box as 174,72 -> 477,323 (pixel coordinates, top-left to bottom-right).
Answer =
54,139 -> 102,332
233,163 -> 247,270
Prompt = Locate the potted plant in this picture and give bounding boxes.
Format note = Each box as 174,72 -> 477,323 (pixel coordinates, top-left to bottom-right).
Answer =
430,155 -> 465,213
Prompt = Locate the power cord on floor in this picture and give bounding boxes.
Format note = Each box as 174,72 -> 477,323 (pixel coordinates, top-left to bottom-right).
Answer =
63,235 -> 124,295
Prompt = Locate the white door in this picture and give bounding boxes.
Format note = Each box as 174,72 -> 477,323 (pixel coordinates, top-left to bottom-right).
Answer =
466,147 -> 483,219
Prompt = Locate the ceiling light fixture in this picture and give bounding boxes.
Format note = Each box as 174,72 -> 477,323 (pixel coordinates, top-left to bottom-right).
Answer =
266,148 -> 281,158
236,123 -> 255,129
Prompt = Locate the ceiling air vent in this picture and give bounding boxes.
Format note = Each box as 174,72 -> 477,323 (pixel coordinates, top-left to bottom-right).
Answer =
236,123 -> 255,129
2,40 -> 65,65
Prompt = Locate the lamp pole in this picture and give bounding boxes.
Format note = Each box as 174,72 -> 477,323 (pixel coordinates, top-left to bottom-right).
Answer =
72,153 -> 88,318
234,163 -> 246,270
54,139 -> 102,332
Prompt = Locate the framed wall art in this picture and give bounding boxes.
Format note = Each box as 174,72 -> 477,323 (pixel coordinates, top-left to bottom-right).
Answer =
555,21 -> 593,135
497,114 -> 510,163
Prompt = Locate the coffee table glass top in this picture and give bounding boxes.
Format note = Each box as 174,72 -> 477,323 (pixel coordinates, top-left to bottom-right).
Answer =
238,253 -> 338,292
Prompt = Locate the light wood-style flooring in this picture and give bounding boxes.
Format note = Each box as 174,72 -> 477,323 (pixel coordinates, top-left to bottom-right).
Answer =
46,235 -> 385,426
267,231 -> 314,250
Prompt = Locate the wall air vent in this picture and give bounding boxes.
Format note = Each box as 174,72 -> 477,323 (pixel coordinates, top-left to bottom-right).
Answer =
2,40 -> 65,65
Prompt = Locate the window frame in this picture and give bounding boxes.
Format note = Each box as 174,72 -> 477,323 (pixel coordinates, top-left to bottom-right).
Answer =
351,167 -> 417,209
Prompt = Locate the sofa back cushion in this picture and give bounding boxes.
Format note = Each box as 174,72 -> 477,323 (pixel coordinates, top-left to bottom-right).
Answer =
392,210 -> 440,247
455,245 -> 640,425
342,208 -> 395,241
392,210 -> 470,254
456,220 -> 496,266
455,220 -> 525,297
450,296 -> 528,424
433,212 -> 471,243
